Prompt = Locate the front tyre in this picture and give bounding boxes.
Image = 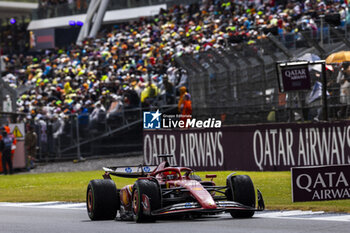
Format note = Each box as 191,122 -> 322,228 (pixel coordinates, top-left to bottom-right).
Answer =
87,179 -> 119,220
132,179 -> 161,223
226,175 -> 255,218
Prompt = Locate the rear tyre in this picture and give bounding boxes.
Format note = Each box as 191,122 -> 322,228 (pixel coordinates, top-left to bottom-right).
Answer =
86,179 -> 119,220
132,179 -> 161,223
226,175 -> 255,218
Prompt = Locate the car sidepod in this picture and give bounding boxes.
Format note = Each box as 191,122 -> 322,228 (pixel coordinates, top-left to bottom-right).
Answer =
183,180 -> 217,209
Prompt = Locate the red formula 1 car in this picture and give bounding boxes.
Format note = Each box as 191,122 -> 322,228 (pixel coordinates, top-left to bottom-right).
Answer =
86,155 -> 265,222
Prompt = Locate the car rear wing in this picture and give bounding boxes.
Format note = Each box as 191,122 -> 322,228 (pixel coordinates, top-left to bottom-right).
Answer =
103,165 -> 158,178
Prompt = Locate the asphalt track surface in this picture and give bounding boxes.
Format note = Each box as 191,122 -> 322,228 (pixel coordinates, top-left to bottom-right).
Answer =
1,204 -> 350,233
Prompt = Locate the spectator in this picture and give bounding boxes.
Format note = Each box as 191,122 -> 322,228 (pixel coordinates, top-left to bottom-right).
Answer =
178,86 -> 189,113
78,107 -> 89,135
89,103 -> 106,129
68,0 -> 75,14
123,87 -> 140,109
179,92 -> 192,125
37,116 -> 48,156
25,125 -> 37,170
4,125 -> 17,159
106,95 -> 123,120
306,78 -> 323,121
52,115 -> 65,138
176,69 -> 188,91
160,74 -> 175,105
337,63 -> 350,118
141,80 -> 159,107
0,127 -> 14,174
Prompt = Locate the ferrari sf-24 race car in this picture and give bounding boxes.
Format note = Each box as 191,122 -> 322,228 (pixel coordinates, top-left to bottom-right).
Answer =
86,154 -> 265,222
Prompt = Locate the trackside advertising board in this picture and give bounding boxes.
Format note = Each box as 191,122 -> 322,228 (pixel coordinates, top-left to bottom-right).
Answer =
291,165 -> 350,202
277,62 -> 313,92
30,29 -> 55,49
143,121 -> 350,171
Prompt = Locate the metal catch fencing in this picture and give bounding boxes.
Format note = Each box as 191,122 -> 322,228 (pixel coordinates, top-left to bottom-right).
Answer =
175,25 -> 350,125
32,0 -> 200,20
32,104 -> 177,161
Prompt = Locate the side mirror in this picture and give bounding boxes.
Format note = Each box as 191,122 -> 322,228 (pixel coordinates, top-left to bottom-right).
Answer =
205,174 -> 217,181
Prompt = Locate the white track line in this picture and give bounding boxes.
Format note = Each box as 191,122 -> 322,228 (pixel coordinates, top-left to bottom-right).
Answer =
257,210 -> 325,217
1,202 -> 350,222
0,202 -> 85,210
255,211 -> 350,222
306,215 -> 350,222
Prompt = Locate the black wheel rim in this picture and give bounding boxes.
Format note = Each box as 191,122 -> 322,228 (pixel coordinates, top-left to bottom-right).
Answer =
87,189 -> 93,213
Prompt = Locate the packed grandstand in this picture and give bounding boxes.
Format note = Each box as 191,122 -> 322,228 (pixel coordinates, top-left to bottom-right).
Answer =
0,0 -> 349,125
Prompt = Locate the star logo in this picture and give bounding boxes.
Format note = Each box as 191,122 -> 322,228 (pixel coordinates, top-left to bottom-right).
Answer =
150,109 -> 161,122
143,110 -> 162,129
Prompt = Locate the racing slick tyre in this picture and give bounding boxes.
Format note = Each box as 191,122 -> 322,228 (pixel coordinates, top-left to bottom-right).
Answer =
132,179 -> 161,223
86,179 -> 119,220
226,175 -> 255,218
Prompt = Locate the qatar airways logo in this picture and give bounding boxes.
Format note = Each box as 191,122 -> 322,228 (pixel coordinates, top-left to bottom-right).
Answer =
283,68 -> 308,80
291,165 -> 350,202
143,110 -> 221,129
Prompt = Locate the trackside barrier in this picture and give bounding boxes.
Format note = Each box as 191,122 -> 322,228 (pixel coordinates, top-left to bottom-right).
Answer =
143,121 -> 350,171
34,105 -> 177,161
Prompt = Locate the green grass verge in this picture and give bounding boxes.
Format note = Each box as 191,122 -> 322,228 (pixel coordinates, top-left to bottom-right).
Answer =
0,170 -> 350,213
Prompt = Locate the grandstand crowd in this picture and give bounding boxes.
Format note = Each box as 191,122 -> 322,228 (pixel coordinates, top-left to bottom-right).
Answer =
1,0 -> 350,130
0,21 -> 29,55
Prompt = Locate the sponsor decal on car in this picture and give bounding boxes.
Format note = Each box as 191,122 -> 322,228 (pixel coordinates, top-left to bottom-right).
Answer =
143,166 -> 151,172
184,203 -> 193,208
125,167 -> 133,173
